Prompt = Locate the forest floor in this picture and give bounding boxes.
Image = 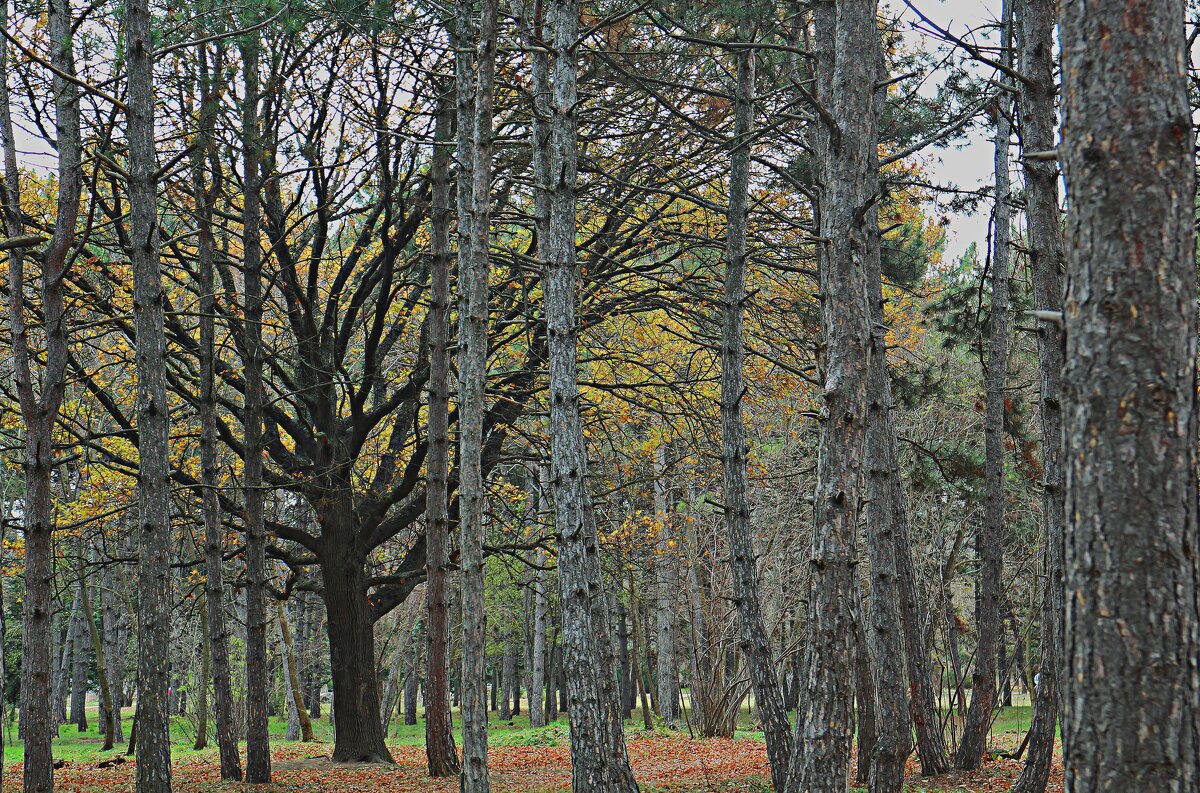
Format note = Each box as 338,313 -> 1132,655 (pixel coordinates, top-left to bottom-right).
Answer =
1,705 -> 1062,792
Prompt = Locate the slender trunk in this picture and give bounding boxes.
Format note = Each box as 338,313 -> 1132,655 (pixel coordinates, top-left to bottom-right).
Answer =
194,603 -> 211,751
454,0 -> 498,785
719,35 -> 792,792
628,575 -> 653,731
193,43 -> 242,780
80,555 -> 114,749
1059,0 -> 1200,789
423,89 -> 460,777
787,3 -> 880,789
127,0 -> 173,780
239,26 -> 271,785
71,576 -> 88,732
652,444 -> 680,726
1009,0 -> 1064,789
404,624 -> 420,726
280,604 -> 314,741
499,634 -> 513,720
2,0 -> 80,782
530,543 -> 548,729
544,2 -> 639,789
102,567 -> 126,742
957,12 -> 1013,773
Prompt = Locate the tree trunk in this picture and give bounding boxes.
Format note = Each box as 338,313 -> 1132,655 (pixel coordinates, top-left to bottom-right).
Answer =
423,89 -> 460,777
102,566 -> 127,742
194,603 -> 211,751
957,11 -> 1013,772
71,587 -> 89,732
499,635 -> 514,721
238,26 -> 272,785
80,556 -> 114,750
454,0 -> 498,786
1,0 -> 80,782
652,444 -> 680,726
279,604 -> 314,741
628,575 -> 653,731
530,543 -> 548,729
404,624 -> 420,726
1059,0 -> 1200,789
854,619 -> 878,788
788,3 -> 879,790
127,0 -> 173,781
193,41 -> 241,777
1009,0 -> 1064,790
543,2 -> 639,789
321,542 -> 394,763
719,34 -> 792,793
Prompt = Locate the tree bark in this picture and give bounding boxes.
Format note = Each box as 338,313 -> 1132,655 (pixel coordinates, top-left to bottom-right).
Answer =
194,603 -> 211,751
423,88 -> 460,777
543,2 -> 639,788
194,39 -> 242,780
652,443 -> 680,726
957,10 -> 1013,772
71,585 -> 89,732
1,0 -> 81,782
1009,0 -> 1064,789
239,26 -> 272,785
454,0 -> 498,784
719,34 -> 791,793
1059,0 -> 1200,789
787,2 -> 879,789
126,0 -> 173,781
80,553 -> 114,750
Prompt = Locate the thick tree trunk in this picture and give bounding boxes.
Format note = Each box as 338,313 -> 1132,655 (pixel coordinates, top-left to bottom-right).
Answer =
239,27 -> 272,785
2,0 -> 80,783
719,38 -> 791,793
957,14 -> 1013,771
127,0 -> 173,782
788,2 -> 879,790
321,540 -> 394,763
424,90 -> 461,777
543,2 -> 639,789
1009,1 -> 1064,790
1059,0 -> 1200,789
454,0 -> 498,785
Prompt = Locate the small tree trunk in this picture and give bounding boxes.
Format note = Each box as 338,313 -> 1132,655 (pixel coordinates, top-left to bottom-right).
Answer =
194,604 -> 211,751
280,604 -> 314,741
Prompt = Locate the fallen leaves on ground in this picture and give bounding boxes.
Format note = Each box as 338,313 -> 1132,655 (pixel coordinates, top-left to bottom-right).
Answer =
10,736 -> 1064,792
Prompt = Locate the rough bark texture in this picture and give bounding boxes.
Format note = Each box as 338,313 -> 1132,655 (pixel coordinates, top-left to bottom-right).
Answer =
455,0 -> 498,787
544,1 -> 639,789
861,23 -> 914,790
1009,0 -> 1064,789
957,14 -> 1013,769
1,0 -> 80,783
194,42 -> 243,781
787,2 -> 877,790
529,470 -> 550,728
127,0 -> 173,781
194,603 -> 211,751
424,92 -> 461,777
239,28 -> 272,785
719,39 -> 791,793
1059,0 -> 1200,790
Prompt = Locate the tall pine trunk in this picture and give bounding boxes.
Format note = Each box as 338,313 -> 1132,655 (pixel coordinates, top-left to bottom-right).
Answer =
652,443 -> 679,725
454,0 -> 498,785
1059,0 -> 1200,788
1,0 -> 81,783
719,36 -> 791,793
424,89 -> 461,777
957,9 -> 1014,769
239,27 -> 272,785
1009,0 -> 1064,789
194,41 -> 242,780
788,2 -> 879,790
544,1 -> 639,788
127,0 -> 174,779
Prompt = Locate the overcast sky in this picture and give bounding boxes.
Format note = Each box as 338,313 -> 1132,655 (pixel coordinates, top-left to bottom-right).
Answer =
895,0 -> 1004,263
